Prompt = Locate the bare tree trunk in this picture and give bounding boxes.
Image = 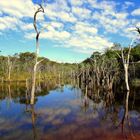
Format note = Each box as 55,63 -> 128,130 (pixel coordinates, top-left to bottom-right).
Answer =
30,5 -> 44,105
124,65 -> 129,91
31,64 -> 37,104
96,67 -> 100,87
7,56 -> 12,81
121,38 -> 135,91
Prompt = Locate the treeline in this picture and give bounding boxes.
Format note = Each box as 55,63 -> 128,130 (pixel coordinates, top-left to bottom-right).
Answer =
0,52 -> 76,82
0,43 -> 140,91
75,43 -> 140,91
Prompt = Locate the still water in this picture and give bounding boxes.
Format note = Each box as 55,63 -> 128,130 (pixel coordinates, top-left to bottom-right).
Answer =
0,84 -> 140,140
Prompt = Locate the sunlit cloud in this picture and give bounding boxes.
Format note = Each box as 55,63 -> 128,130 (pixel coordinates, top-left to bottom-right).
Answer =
132,8 -> 140,16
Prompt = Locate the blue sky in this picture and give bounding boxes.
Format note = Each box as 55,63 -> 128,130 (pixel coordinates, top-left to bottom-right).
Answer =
0,0 -> 140,63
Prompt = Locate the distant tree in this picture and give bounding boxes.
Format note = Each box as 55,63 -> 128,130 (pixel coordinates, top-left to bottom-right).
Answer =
91,51 -> 101,60
6,54 -> 18,81
19,52 -> 35,63
131,44 -> 140,62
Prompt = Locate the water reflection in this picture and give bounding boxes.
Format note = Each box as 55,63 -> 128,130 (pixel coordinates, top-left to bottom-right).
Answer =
26,105 -> 37,140
118,91 -> 136,139
0,82 -> 140,140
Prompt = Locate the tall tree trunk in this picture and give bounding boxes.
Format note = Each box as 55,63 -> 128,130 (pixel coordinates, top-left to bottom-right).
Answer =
124,64 -> 129,91
30,5 -> 44,104
121,38 -> 135,91
31,32 -> 39,104
7,56 -> 11,81
31,64 -> 37,104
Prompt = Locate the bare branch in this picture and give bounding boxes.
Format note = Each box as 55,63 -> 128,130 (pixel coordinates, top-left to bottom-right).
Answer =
33,5 -> 44,34
135,26 -> 140,34
121,48 -> 125,64
36,58 -> 47,65
115,51 -> 121,58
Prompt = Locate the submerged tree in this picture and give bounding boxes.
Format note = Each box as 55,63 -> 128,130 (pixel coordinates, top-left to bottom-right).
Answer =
121,40 -> 134,91
115,39 -> 135,91
31,5 -> 45,104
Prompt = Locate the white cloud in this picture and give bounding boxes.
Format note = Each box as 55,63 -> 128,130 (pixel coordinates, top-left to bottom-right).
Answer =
50,22 -> 64,28
41,30 -> 71,40
58,11 -> 77,23
132,8 -> 140,16
72,7 -> 91,19
70,0 -> 84,6
67,34 -> 113,52
24,18 -> 112,54
0,0 -> 139,57
73,22 -> 98,35
93,12 -> 125,33
0,16 -> 20,30
21,23 -> 34,31
55,0 -> 70,12
0,23 -> 6,30
44,2 -> 77,23
0,0 -> 45,32
0,0 -> 35,18
25,26 -> 71,41
88,0 -> 117,11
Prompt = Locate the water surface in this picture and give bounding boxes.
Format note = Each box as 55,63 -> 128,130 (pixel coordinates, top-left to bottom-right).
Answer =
0,84 -> 140,140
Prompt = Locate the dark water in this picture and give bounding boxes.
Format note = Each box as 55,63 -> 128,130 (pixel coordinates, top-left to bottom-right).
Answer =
0,84 -> 140,140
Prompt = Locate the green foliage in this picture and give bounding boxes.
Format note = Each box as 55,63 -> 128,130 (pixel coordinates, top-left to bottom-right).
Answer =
131,44 -> 140,62
0,42 -> 140,82
91,51 -> 101,60
0,52 -> 78,81
19,52 -> 35,63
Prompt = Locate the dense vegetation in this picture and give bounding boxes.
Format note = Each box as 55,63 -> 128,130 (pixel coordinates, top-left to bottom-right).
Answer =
0,52 -> 77,82
0,43 -> 140,92
76,43 -> 140,91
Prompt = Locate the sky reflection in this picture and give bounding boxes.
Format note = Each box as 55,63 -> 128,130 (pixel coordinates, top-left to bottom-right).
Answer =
0,85 -> 140,140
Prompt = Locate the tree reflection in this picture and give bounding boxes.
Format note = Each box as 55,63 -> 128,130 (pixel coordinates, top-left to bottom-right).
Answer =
119,91 -> 135,139
81,85 -> 89,112
6,84 -> 12,109
25,104 -> 37,140
31,105 -> 37,140
104,90 -> 114,108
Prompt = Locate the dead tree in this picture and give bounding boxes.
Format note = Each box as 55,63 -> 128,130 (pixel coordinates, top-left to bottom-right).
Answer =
121,39 -> 135,91
31,5 -> 45,104
7,55 -> 17,82
7,56 -> 12,81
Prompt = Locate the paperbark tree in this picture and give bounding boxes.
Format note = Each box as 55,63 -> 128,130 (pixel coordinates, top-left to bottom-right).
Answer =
121,39 -> 135,91
31,5 -> 44,104
7,55 -> 17,81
